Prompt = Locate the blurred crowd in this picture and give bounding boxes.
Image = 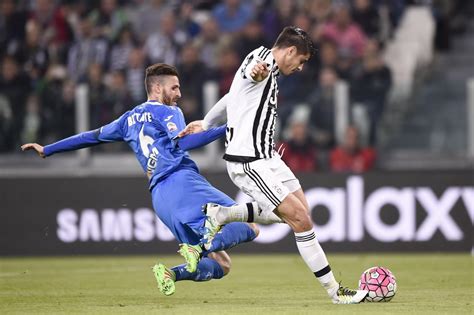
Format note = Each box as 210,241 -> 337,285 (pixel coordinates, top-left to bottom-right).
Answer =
0,0 -> 467,172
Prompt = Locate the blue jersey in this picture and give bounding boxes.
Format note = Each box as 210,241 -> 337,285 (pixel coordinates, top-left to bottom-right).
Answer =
43,100 -> 225,191
97,101 -> 199,188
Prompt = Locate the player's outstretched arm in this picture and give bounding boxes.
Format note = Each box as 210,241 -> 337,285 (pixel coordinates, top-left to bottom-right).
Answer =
178,93 -> 230,138
177,125 -> 226,151
178,120 -> 204,137
21,143 -> 45,158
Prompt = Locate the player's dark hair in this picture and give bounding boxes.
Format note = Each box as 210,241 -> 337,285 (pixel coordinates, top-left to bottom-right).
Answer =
145,63 -> 179,95
273,26 -> 316,58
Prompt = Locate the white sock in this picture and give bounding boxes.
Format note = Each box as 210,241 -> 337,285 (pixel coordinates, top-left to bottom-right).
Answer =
216,202 -> 284,224
295,229 -> 339,297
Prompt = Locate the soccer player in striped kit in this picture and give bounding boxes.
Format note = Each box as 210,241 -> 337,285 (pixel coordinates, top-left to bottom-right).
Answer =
180,26 -> 368,304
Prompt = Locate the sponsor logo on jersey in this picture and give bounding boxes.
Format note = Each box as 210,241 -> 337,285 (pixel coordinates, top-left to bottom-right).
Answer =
164,115 -> 173,121
167,122 -> 177,132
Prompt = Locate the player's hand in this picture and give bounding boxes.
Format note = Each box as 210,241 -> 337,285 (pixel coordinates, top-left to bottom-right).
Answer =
178,120 -> 204,137
21,143 -> 46,158
250,60 -> 269,82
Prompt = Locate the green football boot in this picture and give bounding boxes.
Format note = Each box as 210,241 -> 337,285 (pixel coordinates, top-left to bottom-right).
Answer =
177,243 -> 202,273
152,263 -> 176,296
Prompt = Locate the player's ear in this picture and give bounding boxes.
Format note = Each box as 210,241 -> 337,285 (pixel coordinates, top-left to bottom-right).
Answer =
154,81 -> 161,95
287,46 -> 297,57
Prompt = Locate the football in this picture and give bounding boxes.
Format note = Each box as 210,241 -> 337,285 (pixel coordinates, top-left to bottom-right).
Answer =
359,266 -> 397,302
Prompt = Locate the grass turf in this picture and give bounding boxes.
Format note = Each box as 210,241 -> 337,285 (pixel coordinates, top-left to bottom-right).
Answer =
0,254 -> 472,314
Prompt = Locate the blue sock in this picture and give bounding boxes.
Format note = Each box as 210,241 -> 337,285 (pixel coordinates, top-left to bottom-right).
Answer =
204,222 -> 257,254
172,257 -> 224,282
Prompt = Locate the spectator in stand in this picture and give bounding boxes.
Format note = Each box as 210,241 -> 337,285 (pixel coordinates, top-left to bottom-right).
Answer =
108,24 -> 138,71
20,94 -> 41,144
212,0 -> 255,34
293,11 -> 312,33
193,17 -> 230,70
104,69 -> 132,118
55,78 -> 76,139
178,1 -> 201,38
308,67 -> 339,150
0,55 -> 31,150
330,125 -> 376,173
86,63 -> 110,129
38,64 -> 75,142
144,9 -> 187,65
234,20 -> 268,60
278,112 -> 318,173
125,0 -> 167,43
260,0 -> 297,43
88,0 -> 128,41
215,48 -> 240,97
304,0 -> 332,24
177,43 -> 210,122
350,39 -> 391,145
0,94 -> 13,151
351,0 -> 381,40
67,16 -> 108,82
28,0 -> 72,58
0,0 -> 28,57
125,47 -> 146,104
16,20 -> 49,83
322,4 -> 367,59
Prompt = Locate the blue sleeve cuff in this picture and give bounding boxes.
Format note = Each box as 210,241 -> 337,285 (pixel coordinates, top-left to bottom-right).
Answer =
177,125 -> 226,151
43,130 -> 101,156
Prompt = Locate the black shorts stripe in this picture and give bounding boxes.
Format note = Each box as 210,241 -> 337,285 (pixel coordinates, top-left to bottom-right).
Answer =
247,166 -> 282,207
314,265 -> 332,278
252,78 -> 272,157
244,163 -> 280,207
243,163 -> 280,207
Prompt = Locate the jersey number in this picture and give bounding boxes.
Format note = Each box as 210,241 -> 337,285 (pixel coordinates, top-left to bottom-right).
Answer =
139,125 -> 154,158
225,127 -> 234,147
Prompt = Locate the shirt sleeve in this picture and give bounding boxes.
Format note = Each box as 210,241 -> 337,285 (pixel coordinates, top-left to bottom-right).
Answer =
177,125 -> 226,151
43,114 -> 127,156
96,114 -> 127,142
43,130 -> 102,156
202,93 -> 229,130
150,107 -> 187,142
240,48 -> 270,83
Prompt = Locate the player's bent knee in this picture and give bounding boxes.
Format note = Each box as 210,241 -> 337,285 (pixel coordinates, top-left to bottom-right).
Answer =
208,251 -> 232,276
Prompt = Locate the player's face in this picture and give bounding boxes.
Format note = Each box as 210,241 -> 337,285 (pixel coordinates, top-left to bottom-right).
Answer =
161,76 -> 181,106
280,47 -> 310,75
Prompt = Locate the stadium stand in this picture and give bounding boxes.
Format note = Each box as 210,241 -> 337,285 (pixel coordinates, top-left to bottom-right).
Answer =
0,0 -> 472,172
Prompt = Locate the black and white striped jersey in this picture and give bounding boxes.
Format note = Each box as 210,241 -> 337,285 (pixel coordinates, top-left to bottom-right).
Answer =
223,46 -> 279,162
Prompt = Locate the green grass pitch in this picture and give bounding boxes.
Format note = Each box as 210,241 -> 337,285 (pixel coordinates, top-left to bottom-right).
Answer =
1,254 -> 472,314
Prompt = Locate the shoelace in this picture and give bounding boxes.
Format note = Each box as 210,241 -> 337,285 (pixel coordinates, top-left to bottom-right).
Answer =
338,286 -> 357,296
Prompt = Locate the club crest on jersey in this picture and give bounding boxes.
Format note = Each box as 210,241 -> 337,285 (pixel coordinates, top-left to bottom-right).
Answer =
167,122 -> 177,132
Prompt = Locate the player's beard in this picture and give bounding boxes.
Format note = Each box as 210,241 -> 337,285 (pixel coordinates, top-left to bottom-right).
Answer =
162,91 -> 177,106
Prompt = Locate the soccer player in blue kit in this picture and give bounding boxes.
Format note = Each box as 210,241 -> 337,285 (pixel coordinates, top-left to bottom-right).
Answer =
21,63 -> 259,296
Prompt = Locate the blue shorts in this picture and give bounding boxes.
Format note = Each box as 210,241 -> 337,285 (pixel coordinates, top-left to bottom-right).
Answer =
151,168 -> 235,245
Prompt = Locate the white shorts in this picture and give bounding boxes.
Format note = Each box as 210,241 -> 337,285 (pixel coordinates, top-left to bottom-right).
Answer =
226,154 -> 301,214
